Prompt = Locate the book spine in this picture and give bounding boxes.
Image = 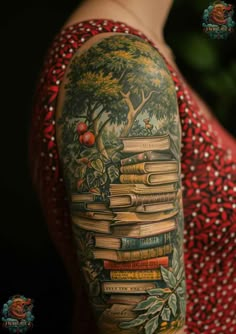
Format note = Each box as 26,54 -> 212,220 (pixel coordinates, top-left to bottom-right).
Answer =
75,211 -> 114,220
104,257 -> 169,270
116,244 -> 172,261
71,193 -> 102,202
120,233 -> 172,250
120,174 -> 150,185
120,151 -> 172,166
72,216 -> 111,234
113,209 -> 178,224
135,202 -> 174,213
120,162 -> 177,174
120,162 -> 147,174
109,192 -> 176,208
120,135 -> 170,153
110,270 -> 161,280
101,282 -> 157,294
109,183 -> 177,195
71,202 -> 87,211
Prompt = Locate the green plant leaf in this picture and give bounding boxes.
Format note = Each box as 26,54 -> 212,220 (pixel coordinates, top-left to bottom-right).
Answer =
181,279 -> 186,291
147,288 -> 172,296
160,266 -> 177,289
94,171 -> 103,178
146,300 -> 164,315
172,247 -> 179,275
80,167 -> 87,180
161,307 -> 171,321
144,314 -> 160,334
81,148 -> 97,159
75,165 -> 86,179
179,297 -> 186,315
119,314 -> 148,329
133,296 -> 158,311
86,172 -> 96,188
111,152 -> 121,163
177,266 -> 184,281
99,173 -> 108,186
176,286 -> 185,297
168,293 -> 177,317
91,159 -> 104,173
107,165 -> 119,183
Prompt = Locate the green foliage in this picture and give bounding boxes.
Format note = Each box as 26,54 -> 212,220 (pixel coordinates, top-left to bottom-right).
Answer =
79,151 -> 119,198
65,34 -> 174,130
147,288 -> 172,297
146,300 -> 164,315
168,293 -> 177,317
160,266 -> 177,289
118,314 -> 148,329
144,314 -> 160,334
161,307 -> 171,321
133,296 -> 159,311
91,159 -> 104,173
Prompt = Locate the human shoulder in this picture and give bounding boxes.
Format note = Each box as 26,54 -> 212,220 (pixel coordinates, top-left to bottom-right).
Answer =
56,32 -> 176,126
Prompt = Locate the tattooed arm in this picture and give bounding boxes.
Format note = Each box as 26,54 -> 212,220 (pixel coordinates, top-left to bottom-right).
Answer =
56,34 -> 186,334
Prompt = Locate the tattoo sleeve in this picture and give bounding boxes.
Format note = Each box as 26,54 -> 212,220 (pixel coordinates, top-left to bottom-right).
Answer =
56,34 -> 186,334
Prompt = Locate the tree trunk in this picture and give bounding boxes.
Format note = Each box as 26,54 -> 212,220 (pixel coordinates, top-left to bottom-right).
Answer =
96,137 -> 109,159
93,115 -> 109,159
120,110 -> 136,137
120,89 -> 156,137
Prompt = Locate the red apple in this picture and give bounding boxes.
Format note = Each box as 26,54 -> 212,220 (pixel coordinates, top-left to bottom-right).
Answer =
79,135 -> 83,144
82,131 -> 95,147
77,122 -> 88,135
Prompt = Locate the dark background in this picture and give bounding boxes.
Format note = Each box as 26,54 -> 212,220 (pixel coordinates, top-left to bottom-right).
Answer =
0,0 -> 235,333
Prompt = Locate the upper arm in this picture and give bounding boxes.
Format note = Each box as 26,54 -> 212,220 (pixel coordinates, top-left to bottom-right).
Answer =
56,34 -> 186,333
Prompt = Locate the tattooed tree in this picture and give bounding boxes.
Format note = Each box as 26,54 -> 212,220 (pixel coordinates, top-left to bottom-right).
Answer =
59,35 -> 180,193
61,35 -> 178,159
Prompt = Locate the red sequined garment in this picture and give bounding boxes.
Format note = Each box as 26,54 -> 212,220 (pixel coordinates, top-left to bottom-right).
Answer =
29,19 -> 236,333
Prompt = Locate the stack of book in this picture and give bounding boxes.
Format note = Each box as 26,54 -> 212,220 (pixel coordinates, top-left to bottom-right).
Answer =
71,192 -> 109,213
71,192 -> 114,234
72,135 -> 179,321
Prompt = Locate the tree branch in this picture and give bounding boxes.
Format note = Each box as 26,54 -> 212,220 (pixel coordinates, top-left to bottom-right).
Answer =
98,118 -> 110,135
145,89 -> 158,101
118,69 -> 127,82
120,90 -> 130,99
135,89 -> 161,114
141,89 -> 145,101
90,102 -> 100,118
92,106 -> 105,122
120,90 -> 134,112
120,87 -> 166,137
